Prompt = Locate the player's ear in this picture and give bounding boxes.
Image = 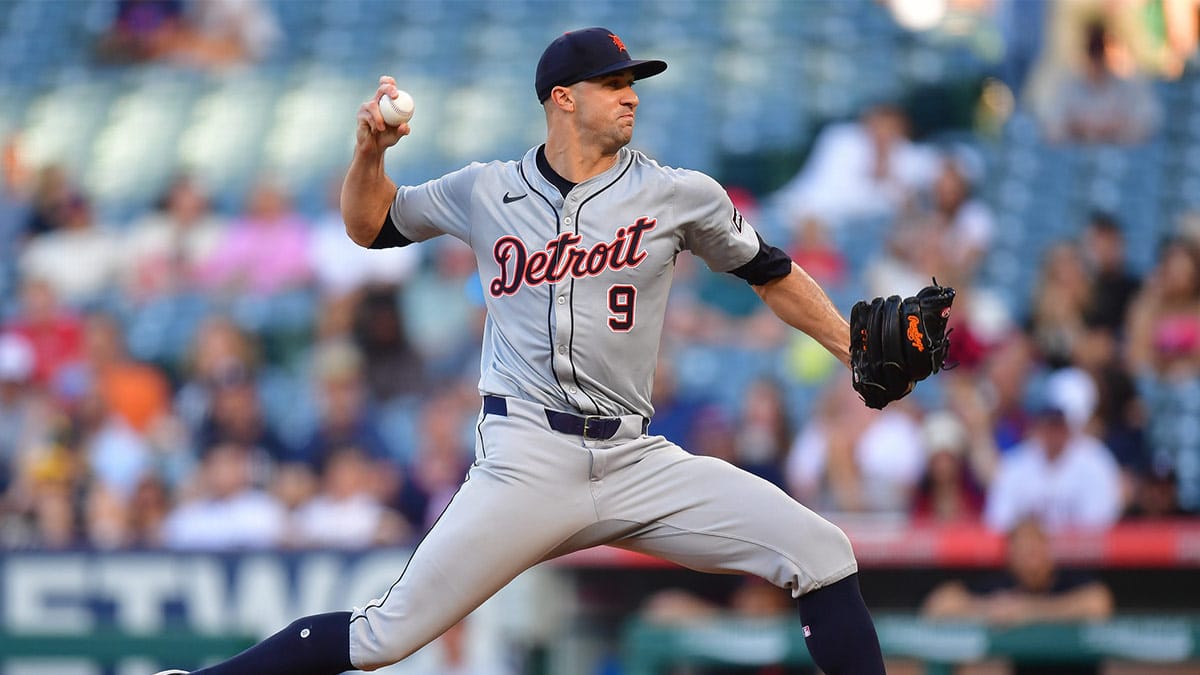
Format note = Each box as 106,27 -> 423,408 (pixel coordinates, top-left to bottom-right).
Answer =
550,85 -> 575,112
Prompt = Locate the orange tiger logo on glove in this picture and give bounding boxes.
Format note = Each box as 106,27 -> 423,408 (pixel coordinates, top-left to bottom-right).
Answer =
906,315 -> 925,352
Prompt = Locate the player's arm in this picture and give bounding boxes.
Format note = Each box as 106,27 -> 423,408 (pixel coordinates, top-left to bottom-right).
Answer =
342,76 -> 410,248
752,262 -> 851,369
675,172 -> 850,368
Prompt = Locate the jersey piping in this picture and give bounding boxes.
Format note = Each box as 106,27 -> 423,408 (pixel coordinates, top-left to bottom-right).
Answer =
517,161 -> 573,406
349,473 -> 472,624
566,153 -> 635,414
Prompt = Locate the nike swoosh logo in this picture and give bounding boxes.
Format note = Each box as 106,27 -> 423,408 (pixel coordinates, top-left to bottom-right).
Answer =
503,192 -> 527,204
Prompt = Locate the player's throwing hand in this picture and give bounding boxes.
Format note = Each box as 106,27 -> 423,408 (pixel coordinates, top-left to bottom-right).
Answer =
356,75 -> 410,150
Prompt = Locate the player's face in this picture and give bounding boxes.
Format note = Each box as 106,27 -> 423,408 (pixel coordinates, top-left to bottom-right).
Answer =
573,70 -> 639,151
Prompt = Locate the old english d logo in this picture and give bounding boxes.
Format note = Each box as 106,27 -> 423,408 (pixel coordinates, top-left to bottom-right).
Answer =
609,33 -> 627,52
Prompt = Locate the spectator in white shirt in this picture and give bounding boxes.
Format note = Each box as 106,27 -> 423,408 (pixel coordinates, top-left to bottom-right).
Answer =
786,381 -> 926,515
772,102 -> 938,230
121,174 -> 225,303
289,446 -> 409,549
308,177 -> 421,340
19,193 -> 121,307
162,442 -> 285,549
309,177 -> 420,299
984,369 -> 1123,533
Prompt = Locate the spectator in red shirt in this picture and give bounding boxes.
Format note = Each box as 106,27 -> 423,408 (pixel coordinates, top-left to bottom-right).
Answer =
5,279 -> 84,388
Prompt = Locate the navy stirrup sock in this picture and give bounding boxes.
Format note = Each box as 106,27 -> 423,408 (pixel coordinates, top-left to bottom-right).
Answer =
797,573 -> 885,675
191,611 -> 354,675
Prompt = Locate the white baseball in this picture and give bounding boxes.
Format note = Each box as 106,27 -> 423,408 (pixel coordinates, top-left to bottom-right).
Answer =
379,90 -> 414,126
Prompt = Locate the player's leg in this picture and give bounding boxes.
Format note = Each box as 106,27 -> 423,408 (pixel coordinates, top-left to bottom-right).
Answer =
346,416 -> 599,671
167,408 -> 596,674
600,439 -> 884,675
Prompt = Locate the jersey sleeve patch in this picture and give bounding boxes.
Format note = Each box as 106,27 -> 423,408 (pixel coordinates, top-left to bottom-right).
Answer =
729,234 -> 793,285
370,213 -> 415,249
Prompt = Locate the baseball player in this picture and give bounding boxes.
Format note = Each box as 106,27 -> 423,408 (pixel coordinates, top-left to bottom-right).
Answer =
156,27 -> 895,675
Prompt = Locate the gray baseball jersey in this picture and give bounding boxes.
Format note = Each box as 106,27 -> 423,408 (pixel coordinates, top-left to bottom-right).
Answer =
385,145 -> 758,418
347,144 -> 857,670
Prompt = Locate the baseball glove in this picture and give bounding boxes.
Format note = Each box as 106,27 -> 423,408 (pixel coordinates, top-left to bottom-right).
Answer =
850,280 -> 956,410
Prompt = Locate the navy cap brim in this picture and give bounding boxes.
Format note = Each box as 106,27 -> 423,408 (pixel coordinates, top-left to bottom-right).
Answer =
551,59 -> 667,96
582,58 -> 668,83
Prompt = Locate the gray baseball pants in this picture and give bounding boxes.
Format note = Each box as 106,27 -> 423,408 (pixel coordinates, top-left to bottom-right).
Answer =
348,395 -> 857,670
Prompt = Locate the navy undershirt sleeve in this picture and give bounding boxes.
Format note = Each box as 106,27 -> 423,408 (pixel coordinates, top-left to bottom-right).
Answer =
369,213 -> 414,249
729,234 -> 794,285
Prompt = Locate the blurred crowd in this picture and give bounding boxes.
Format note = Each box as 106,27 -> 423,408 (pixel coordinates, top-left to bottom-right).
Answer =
1,0 -> 1200,554
94,0 -> 281,70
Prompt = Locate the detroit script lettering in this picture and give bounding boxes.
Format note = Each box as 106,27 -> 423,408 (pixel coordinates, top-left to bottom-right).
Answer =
489,217 -> 656,296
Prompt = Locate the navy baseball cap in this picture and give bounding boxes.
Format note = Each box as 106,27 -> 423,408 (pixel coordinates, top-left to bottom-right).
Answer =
536,27 -> 667,102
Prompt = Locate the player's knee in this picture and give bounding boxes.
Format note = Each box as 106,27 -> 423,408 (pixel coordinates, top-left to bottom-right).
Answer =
789,516 -> 857,592
820,518 -> 856,564
782,511 -> 855,563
